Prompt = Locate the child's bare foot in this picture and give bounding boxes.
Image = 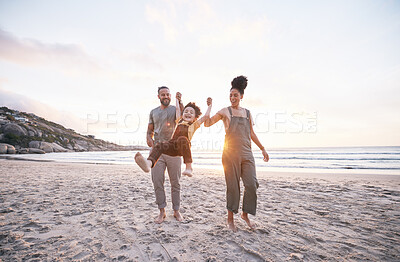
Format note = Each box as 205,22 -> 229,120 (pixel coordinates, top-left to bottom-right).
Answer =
182,168 -> 193,177
135,152 -> 151,173
155,209 -> 166,224
173,210 -> 184,222
241,212 -> 256,230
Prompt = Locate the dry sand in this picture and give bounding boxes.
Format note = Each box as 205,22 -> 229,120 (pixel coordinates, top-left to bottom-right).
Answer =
1,159 -> 399,261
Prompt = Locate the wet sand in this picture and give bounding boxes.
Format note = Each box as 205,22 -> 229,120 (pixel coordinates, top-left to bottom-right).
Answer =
1,159 -> 399,261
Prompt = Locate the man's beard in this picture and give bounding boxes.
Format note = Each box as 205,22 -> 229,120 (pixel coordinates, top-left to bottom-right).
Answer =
160,98 -> 170,106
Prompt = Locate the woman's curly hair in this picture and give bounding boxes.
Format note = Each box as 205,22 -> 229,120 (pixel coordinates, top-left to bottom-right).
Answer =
184,102 -> 202,119
230,75 -> 248,95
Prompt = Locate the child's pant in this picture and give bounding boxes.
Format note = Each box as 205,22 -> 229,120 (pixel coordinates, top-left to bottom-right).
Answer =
148,136 -> 192,167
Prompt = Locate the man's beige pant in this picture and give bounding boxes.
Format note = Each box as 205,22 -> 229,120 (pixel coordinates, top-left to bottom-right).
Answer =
151,154 -> 182,211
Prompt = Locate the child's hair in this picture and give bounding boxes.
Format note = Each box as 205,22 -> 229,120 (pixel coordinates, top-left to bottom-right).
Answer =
230,75 -> 248,95
184,102 -> 202,119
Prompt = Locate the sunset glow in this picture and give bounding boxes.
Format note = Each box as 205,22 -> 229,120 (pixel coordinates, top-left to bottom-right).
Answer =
0,0 -> 399,148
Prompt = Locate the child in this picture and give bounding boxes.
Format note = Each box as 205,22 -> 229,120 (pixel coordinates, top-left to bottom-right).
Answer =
135,94 -> 212,177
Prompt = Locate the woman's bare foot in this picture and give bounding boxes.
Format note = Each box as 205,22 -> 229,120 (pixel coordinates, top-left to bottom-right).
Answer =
182,168 -> 193,177
135,152 -> 151,173
173,210 -> 184,222
227,211 -> 237,232
155,209 -> 166,224
241,212 -> 256,230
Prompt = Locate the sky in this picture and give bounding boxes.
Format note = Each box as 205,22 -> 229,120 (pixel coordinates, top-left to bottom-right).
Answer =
0,0 -> 399,149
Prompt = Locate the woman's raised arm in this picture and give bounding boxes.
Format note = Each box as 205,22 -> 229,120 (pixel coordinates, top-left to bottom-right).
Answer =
204,112 -> 222,127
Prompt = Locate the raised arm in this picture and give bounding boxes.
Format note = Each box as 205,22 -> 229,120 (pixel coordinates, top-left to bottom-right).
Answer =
197,97 -> 213,125
249,115 -> 269,162
176,92 -> 182,120
204,113 -> 222,127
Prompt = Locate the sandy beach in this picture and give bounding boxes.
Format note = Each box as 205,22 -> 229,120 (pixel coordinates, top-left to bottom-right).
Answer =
1,159 -> 399,261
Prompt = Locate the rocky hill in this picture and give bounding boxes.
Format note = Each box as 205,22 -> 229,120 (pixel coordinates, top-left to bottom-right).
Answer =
0,106 -> 147,154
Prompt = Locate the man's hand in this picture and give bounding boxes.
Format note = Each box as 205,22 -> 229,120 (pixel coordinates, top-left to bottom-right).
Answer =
207,97 -> 212,106
176,92 -> 182,103
147,123 -> 155,148
147,137 -> 154,148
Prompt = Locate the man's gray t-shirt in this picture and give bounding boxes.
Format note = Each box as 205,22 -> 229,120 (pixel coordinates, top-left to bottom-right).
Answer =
149,105 -> 177,143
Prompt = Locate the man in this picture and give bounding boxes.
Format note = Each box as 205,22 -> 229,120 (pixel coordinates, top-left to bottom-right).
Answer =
146,86 -> 184,223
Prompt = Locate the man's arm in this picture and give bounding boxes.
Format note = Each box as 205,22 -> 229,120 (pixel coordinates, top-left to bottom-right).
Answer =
147,123 -> 155,148
176,92 -> 183,120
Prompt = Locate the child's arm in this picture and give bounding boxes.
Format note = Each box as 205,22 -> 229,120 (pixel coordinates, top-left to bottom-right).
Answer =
197,97 -> 212,126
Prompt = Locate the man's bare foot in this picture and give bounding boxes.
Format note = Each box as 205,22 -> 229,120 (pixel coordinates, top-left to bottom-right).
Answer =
135,152 -> 151,173
182,168 -> 193,177
227,211 -> 237,232
173,210 -> 184,222
227,220 -> 238,232
241,212 -> 256,230
155,209 -> 166,224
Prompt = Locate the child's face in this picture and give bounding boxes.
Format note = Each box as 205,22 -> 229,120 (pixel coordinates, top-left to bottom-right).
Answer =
182,107 -> 196,122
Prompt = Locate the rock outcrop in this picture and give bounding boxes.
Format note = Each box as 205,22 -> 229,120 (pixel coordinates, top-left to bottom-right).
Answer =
0,107 -> 148,155
3,123 -> 28,136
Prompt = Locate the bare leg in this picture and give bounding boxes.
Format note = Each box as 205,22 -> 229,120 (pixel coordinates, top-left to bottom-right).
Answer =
155,208 -> 166,224
173,210 -> 183,222
241,212 -> 256,230
182,163 -> 193,177
227,210 -> 237,232
135,152 -> 152,173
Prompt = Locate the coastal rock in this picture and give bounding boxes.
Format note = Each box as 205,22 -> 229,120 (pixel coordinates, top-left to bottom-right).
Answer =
21,124 -> 38,137
73,140 -> 88,151
28,141 -> 55,153
7,145 -> 16,154
28,148 -> 45,154
40,142 -> 54,153
51,143 -> 68,152
3,123 -> 28,136
18,148 -> 29,154
29,141 -> 41,149
0,143 -> 8,154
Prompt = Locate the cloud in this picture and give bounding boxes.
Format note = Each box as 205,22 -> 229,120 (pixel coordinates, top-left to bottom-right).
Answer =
0,87 -> 87,134
111,49 -> 164,72
0,28 -> 103,75
0,28 -> 165,84
145,0 -> 271,50
146,1 -> 179,42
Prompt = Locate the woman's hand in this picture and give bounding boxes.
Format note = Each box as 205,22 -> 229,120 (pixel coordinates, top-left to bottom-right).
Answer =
262,148 -> 269,162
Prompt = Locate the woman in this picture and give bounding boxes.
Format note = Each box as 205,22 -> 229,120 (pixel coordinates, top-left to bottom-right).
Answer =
205,75 -> 269,232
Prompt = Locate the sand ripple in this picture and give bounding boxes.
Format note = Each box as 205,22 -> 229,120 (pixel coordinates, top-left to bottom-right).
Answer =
1,160 -> 399,261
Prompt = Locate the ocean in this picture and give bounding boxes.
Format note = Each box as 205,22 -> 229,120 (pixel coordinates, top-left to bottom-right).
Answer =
4,146 -> 400,175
